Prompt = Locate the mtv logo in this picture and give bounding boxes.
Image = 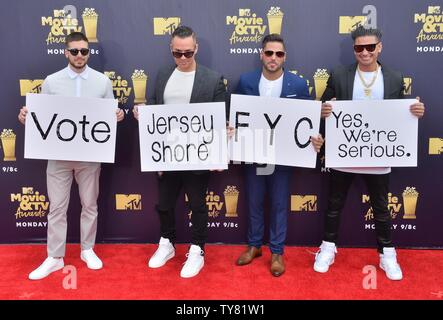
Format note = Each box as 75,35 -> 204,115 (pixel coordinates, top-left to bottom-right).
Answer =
19,80 -> 44,96
22,187 -> 33,195
403,77 -> 412,95
53,10 -> 66,18
153,17 -> 181,35
239,9 -> 251,16
428,6 -> 440,14
104,71 -> 116,79
291,195 -> 317,212
429,138 -> 443,155
339,16 -> 367,34
115,194 -> 142,210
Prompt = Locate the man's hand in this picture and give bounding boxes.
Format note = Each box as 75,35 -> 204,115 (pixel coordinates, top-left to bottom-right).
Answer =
321,98 -> 336,118
133,104 -> 142,120
116,108 -> 125,122
226,125 -> 235,139
310,134 -> 324,153
18,106 -> 28,125
410,96 -> 425,118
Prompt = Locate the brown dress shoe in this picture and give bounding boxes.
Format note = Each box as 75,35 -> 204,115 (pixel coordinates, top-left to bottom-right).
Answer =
236,246 -> 262,266
270,253 -> 285,277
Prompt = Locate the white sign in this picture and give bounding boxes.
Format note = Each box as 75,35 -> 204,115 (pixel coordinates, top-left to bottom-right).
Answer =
25,93 -> 118,163
325,99 -> 418,168
138,102 -> 228,172
229,94 -> 321,168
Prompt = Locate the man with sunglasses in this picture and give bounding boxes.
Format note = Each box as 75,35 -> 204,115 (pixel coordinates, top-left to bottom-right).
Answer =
18,32 -> 124,280
234,34 -> 324,277
133,25 -> 226,278
314,26 -> 425,280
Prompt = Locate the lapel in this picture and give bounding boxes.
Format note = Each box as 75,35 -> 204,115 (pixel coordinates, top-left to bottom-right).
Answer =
249,69 -> 262,96
280,70 -> 290,98
190,64 -> 202,103
381,63 -> 391,99
346,63 -> 357,100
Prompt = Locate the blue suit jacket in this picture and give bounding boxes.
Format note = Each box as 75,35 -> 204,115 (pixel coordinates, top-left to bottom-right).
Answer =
235,69 -> 311,235
235,68 -> 310,99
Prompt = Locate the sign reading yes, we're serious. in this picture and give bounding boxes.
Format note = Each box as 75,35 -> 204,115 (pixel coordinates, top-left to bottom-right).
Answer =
325,99 -> 418,168
25,93 -> 118,163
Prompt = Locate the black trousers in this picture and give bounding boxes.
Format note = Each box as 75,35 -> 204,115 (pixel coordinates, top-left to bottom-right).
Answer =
324,169 -> 393,253
156,171 -> 210,249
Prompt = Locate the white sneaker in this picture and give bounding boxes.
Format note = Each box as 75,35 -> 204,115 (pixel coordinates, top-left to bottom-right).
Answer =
148,237 -> 175,268
379,247 -> 403,280
81,248 -> 103,270
180,245 -> 204,278
29,257 -> 64,280
314,241 -> 337,273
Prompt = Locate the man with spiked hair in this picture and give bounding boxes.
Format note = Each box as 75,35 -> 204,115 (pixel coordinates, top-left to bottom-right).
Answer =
315,26 -> 425,280
133,25 -> 227,278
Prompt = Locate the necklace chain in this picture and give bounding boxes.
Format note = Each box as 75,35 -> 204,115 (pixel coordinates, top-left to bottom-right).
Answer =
357,66 -> 379,97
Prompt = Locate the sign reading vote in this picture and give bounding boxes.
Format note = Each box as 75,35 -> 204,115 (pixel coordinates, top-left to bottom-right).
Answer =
25,93 -> 118,163
229,94 -> 321,168
138,102 -> 228,172
325,99 -> 418,168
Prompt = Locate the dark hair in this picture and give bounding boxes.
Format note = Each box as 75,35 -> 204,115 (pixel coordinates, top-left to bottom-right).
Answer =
262,33 -> 285,50
351,26 -> 382,42
65,32 -> 89,46
171,25 -> 196,41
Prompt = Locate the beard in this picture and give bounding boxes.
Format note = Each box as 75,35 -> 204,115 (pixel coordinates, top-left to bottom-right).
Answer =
263,62 -> 282,74
69,59 -> 87,70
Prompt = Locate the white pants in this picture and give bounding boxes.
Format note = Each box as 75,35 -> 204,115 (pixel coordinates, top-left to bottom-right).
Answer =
46,160 -> 101,257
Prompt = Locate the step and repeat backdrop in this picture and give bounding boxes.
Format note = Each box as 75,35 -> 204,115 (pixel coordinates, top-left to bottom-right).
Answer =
0,0 -> 442,248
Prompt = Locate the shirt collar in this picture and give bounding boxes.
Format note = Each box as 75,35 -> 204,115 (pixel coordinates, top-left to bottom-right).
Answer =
66,65 -> 89,80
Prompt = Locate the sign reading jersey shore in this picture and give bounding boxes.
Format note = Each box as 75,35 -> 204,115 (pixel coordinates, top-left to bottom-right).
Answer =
229,94 -> 321,168
138,102 -> 228,171
25,93 -> 118,163
325,99 -> 418,168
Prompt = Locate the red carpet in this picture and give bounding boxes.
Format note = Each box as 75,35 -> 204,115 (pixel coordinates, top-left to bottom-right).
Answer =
0,244 -> 442,300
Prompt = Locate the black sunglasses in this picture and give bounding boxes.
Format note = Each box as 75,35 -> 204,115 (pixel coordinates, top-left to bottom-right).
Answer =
67,48 -> 90,56
353,43 -> 379,53
263,50 -> 286,58
172,51 -> 195,59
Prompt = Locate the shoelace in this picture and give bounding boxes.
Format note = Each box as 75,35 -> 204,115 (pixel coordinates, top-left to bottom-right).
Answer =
307,246 -> 337,256
315,246 -> 337,261
183,251 -> 203,266
306,249 -> 319,256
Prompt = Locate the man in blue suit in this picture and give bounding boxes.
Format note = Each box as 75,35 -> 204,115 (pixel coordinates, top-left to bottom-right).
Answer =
235,34 -> 323,276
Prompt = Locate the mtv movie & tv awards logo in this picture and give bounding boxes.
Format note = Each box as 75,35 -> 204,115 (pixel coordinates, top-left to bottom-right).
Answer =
187,186 -> 240,229
105,71 -> 133,106
41,6 -> 100,55
414,5 -> 443,53
11,187 -> 49,228
226,6 -> 284,54
363,187 -> 420,232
